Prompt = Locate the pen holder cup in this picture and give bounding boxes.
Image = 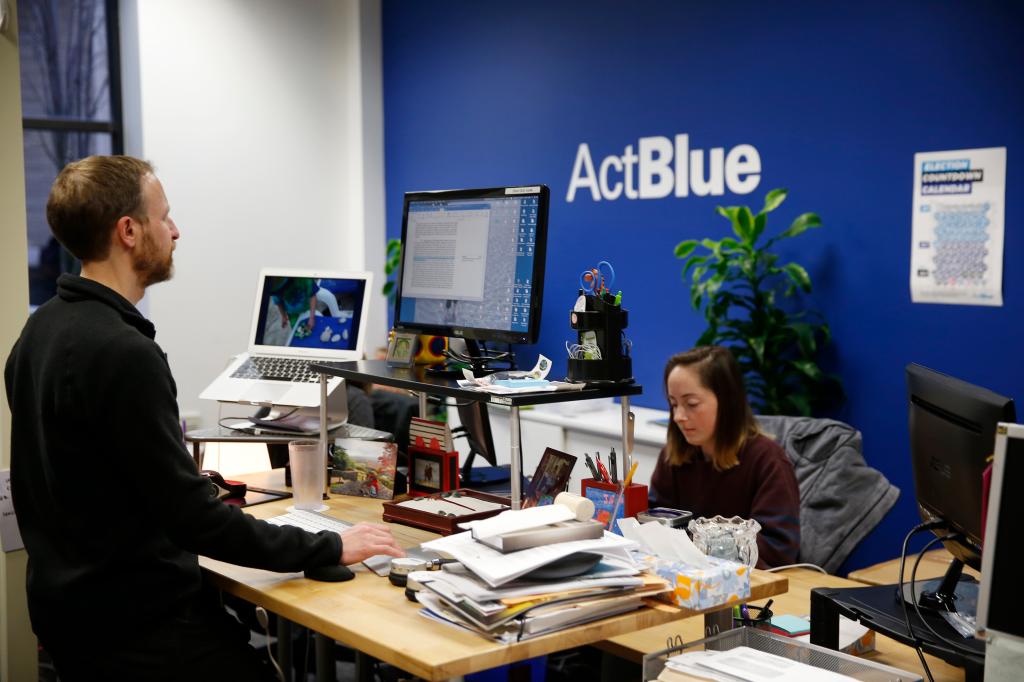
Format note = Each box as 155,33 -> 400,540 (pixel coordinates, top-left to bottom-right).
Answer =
567,293 -> 632,383
580,479 -> 648,534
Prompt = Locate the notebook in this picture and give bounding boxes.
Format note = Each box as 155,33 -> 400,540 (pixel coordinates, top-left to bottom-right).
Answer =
200,268 -> 373,409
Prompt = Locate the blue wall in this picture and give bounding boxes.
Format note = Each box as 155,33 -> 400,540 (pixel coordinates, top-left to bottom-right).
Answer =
381,0 -> 1024,572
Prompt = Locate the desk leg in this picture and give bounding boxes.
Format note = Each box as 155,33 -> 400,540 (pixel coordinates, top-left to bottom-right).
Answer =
191,441 -> 204,470
620,396 -> 631,478
355,651 -> 375,682
703,608 -> 733,640
510,405 -> 522,509
314,633 -> 334,682
277,617 -> 293,682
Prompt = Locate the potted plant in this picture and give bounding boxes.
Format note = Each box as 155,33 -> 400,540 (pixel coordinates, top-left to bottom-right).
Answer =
674,188 -> 842,416
382,237 -> 402,303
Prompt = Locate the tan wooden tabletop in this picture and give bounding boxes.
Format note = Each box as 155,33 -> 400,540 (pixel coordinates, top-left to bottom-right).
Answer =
199,470 -> 789,681
847,549 -> 980,587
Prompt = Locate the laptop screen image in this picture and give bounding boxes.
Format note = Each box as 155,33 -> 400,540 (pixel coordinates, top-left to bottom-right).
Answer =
252,274 -> 368,356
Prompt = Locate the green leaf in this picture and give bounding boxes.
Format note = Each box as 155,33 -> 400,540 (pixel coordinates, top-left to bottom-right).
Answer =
717,206 -> 739,223
783,263 -> 812,292
748,336 -> 766,365
779,212 -> 822,240
736,207 -> 754,241
751,212 -> 767,244
791,360 -> 823,381
762,188 -> 787,213
674,240 -> 698,259
683,255 -> 708,278
787,393 -> 812,417
382,281 -> 395,296
720,237 -> 739,251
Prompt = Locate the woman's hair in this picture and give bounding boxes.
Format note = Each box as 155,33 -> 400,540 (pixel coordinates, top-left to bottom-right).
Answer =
663,345 -> 758,470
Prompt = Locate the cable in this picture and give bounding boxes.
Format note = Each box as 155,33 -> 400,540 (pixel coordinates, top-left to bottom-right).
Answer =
255,606 -> 285,682
765,563 -> 827,574
897,520 -> 942,679
910,533 -> 985,657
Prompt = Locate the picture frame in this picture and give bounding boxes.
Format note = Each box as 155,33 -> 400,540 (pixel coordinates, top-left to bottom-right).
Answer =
407,445 -> 458,495
386,331 -> 418,367
523,447 -> 578,507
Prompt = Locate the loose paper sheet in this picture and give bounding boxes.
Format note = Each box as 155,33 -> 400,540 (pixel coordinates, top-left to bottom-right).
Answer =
1,469 -> 24,552
911,147 -> 1006,306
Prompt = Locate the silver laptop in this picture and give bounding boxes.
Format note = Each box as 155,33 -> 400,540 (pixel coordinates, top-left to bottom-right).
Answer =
200,268 -> 373,409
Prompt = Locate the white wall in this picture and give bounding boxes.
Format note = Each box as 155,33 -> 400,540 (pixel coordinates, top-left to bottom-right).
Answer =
122,0 -> 387,428
1,2 -> 37,677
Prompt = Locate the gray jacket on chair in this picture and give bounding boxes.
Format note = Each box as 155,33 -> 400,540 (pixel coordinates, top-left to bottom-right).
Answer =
756,415 -> 900,573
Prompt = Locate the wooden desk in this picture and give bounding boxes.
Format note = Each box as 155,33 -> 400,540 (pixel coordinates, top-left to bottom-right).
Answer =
200,470 -> 788,681
598,568 -> 964,682
848,549 -> 980,586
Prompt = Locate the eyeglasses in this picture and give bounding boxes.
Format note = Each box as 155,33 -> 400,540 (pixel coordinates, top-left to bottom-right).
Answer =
732,599 -> 774,628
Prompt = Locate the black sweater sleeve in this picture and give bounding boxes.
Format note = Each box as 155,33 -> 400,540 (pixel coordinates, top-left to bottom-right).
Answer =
100,336 -> 341,572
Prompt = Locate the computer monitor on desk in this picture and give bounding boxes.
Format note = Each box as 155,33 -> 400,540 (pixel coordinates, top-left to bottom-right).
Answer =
905,363 -> 1016,618
393,185 -> 549,374
977,423 -> 1024,675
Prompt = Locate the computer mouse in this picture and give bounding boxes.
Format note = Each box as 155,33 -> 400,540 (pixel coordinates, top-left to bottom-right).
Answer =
304,564 -> 355,582
200,470 -> 247,500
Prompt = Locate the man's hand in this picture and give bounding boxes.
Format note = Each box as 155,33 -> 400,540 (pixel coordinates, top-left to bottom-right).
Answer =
338,522 -> 405,565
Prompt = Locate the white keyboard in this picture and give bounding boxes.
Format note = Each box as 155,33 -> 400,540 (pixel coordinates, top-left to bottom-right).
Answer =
267,509 -> 352,534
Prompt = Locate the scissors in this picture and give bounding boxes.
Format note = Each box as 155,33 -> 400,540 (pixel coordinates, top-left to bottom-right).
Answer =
579,260 -> 615,295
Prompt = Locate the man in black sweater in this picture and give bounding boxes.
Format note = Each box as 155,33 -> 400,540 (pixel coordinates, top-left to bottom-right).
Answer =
4,155 -> 403,680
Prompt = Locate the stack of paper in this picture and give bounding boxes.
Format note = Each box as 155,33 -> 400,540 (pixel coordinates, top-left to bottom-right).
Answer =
660,646 -> 857,682
412,505 -> 669,642
412,560 -> 666,643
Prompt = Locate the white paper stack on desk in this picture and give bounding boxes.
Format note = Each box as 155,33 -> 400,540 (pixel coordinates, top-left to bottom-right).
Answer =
412,494 -> 670,642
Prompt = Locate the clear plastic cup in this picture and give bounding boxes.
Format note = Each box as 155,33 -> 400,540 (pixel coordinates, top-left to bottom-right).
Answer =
289,439 -> 327,511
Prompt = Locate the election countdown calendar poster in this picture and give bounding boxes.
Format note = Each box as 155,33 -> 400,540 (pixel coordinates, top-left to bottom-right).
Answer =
911,147 -> 1006,306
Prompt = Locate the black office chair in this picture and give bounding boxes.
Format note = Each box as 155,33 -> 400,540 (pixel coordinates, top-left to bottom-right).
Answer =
453,401 -> 512,488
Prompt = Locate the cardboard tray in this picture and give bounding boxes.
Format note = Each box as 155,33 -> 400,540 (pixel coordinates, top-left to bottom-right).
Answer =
382,489 -> 511,535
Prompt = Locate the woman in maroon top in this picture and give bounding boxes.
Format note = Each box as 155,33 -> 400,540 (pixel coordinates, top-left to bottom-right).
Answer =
649,346 -> 801,568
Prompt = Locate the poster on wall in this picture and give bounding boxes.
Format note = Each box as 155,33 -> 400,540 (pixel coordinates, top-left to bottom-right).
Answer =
910,147 -> 1006,306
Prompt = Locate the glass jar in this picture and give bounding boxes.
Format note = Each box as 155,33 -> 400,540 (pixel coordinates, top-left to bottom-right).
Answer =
688,515 -> 762,567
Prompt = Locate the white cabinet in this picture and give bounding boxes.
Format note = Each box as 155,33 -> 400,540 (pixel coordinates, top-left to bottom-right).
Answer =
450,401 -> 670,495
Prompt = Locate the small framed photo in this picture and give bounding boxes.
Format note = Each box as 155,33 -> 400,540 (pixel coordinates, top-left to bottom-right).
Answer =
524,447 -> 578,507
386,331 -> 418,367
408,446 -> 458,495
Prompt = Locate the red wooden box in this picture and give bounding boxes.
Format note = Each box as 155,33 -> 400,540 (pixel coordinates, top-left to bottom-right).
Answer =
580,478 -> 648,531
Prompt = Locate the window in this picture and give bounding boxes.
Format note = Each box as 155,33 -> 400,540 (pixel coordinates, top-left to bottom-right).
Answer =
18,0 -> 123,306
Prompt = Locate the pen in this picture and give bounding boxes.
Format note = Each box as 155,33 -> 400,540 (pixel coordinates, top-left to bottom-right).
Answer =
596,457 -> 611,484
609,448 -> 618,484
584,452 -> 601,480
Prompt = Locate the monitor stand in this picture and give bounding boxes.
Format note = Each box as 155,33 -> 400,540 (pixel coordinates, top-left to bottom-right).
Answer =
434,339 -> 513,377
899,557 -> 979,636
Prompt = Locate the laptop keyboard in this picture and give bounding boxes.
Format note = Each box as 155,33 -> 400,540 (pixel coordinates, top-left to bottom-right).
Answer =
231,356 -> 320,383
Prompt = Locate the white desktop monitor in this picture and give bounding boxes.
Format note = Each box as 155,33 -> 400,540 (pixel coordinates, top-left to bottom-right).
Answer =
976,422 -> 1024,679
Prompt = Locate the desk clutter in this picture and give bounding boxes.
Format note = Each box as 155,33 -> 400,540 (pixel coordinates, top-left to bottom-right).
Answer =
407,417 -> 459,495
408,492 -> 667,642
382,490 -> 511,535
644,627 -> 900,682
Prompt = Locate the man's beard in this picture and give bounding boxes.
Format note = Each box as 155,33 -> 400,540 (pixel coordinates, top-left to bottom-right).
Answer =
132,226 -> 174,287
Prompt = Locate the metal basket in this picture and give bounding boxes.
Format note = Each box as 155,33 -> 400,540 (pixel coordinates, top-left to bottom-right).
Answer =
642,626 -> 922,682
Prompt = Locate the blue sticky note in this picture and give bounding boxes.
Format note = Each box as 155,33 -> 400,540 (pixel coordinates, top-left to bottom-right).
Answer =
769,614 -> 811,635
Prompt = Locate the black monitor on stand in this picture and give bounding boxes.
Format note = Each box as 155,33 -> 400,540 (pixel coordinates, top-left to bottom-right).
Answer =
810,364 -> 1014,681
905,363 -> 1015,620
392,185 -> 550,376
